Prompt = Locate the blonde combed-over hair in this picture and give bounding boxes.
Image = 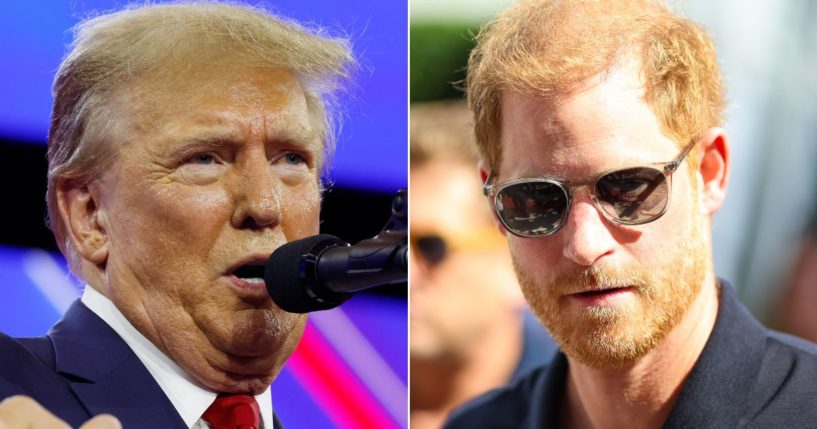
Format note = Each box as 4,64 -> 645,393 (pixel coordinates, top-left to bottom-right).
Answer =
47,1 -> 355,268
467,0 -> 725,173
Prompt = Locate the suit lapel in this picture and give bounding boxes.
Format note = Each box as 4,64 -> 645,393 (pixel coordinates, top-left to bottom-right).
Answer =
48,301 -> 187,428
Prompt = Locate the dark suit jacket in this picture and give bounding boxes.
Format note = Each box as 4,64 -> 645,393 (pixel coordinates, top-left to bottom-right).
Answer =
0,300 -> 283,428
445,281 -> 817,428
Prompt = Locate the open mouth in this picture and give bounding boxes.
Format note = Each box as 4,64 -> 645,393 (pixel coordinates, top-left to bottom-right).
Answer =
232,264 -> 266,285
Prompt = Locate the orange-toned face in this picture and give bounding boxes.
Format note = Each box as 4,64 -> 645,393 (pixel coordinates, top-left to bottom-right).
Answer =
89,65 -> 321,392
410,160 -> 519,359
491,63 -> 709,368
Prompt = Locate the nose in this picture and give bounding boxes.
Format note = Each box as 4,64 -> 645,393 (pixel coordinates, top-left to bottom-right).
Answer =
561,197 -> 616,266
231,155 -> 281,229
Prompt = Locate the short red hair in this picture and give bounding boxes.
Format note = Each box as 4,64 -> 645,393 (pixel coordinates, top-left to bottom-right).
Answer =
467,0 -> 725,173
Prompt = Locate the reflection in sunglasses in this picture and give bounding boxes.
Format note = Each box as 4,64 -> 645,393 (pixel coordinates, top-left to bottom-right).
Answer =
597,168 -> 667,220
483,140 -> 696,237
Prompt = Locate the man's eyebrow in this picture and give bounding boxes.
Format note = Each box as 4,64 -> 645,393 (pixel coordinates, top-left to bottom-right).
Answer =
165,132 -> 239,157
181,134 -> 236,146
260,122 -> 324,158
165,129 -> 323,160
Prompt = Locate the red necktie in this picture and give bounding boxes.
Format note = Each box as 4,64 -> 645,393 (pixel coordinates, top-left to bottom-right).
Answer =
202,394 -> 261,429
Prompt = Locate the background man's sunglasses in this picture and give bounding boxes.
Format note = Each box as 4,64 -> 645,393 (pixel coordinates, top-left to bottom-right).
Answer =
482,141 -> 696,237
411,228 -> 506,265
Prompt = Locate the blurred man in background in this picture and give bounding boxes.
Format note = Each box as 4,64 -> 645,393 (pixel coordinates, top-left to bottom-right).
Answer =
0,2 -> 353,428
445,0 -> 817,427
410,101 -> 556,429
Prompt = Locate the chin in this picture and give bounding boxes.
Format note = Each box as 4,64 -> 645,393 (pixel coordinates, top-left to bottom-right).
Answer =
203,372 -> 277,395
546,303 -> 671,369
220,308 -> 304,354
197,344 -> 286,394
563,328 -> 662,369
227,329 -> 285,357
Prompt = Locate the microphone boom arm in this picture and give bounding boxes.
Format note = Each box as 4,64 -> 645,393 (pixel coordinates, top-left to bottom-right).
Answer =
319,188 -> 407,294
266,189 -> 407,313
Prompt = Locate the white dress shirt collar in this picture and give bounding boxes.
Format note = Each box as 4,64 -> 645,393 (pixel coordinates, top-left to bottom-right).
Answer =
81,286 -> 274,429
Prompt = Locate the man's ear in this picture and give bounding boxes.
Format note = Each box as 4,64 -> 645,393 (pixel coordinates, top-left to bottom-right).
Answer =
478,161 -> 508,237
55,178 -> 109,265
696,127 -> 731,216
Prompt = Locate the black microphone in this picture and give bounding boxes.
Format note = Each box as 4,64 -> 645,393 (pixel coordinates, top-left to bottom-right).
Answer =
265,234 -> 407,313
265,189 -> 407,313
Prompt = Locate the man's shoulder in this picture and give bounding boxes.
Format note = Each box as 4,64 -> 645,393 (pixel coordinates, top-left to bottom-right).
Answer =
0,305 -> 186,428
0,332 -> 62,398
0,332 -> 53,370
0,300 -> 109,389
765,328 -> 817,359
749,328 -> 817,423
708,282 -> 817,423
444,355 -> 565,429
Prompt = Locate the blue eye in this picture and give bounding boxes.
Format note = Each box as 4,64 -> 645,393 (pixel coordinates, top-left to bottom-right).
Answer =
284,153 -> 306,165
189,154 -> 216,165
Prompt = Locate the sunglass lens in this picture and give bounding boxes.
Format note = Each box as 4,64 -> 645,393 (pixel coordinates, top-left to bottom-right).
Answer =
596,167 -> 668,223
417,235 -> 446,264
495,181 -> 568,236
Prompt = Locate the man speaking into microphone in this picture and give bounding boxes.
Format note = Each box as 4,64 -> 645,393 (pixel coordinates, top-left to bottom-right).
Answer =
0,2 -> 370,428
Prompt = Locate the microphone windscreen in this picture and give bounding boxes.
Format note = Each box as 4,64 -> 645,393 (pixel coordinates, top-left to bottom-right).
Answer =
265,234 -> 347,313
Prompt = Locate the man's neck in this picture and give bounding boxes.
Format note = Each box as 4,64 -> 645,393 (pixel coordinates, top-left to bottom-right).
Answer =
410,311 -> 524,429
563,277 -> 721,429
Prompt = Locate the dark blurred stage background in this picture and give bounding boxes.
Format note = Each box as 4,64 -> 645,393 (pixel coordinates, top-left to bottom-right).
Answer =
0,2 -> 407,428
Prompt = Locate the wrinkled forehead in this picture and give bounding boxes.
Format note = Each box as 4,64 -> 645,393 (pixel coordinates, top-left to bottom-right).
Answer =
143,65 -> 291,107
102,61 -> 324,153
